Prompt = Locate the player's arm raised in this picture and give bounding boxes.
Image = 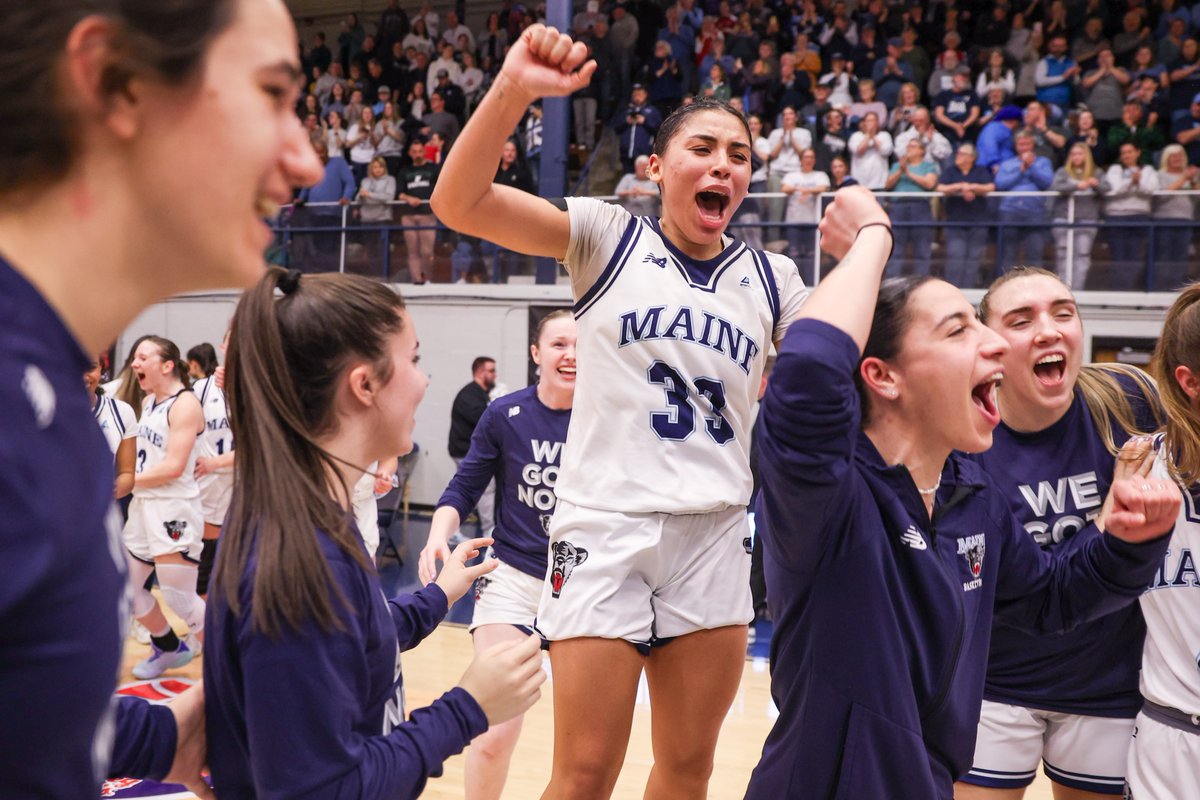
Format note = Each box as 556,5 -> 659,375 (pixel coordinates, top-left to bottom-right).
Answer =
431,25 -> 595,261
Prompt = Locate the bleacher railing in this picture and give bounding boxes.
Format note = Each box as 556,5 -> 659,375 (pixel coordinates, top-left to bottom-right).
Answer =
272,190 -> 1200,292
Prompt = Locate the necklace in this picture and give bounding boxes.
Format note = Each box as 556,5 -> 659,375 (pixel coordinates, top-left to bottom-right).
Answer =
917,478 -> 941,497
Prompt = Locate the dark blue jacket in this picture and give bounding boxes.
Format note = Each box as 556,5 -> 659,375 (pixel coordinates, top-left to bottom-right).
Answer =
745,319 -> 1170,799
204,531 -> 487,799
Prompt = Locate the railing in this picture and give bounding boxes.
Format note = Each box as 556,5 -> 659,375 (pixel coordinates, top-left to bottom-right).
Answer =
273,190 -> 1200,292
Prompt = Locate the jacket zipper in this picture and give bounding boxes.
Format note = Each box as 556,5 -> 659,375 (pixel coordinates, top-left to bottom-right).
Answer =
921,519 -> 967,723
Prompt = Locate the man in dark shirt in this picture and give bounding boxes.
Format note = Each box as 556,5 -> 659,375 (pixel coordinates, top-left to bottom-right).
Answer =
422,90 -> 461,152
449,357 -> 498,538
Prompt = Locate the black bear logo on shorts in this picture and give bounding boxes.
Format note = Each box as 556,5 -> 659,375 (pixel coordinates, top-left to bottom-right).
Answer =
549,540 -> 588,599
474,576 -> 491,603
163,520 -> 187,542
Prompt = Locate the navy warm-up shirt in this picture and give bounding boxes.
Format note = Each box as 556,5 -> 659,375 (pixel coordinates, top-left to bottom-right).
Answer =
204,529 -> 488,799
746,319 -> 1170,800
0,256 -> 175,796
974,375 -> 1159,717
438,385 -> 571,578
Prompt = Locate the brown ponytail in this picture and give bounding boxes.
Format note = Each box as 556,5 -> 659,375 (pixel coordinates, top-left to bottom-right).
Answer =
218,267 -> 407,638
1152,283 -> 1200,485
144,335 -> 190,389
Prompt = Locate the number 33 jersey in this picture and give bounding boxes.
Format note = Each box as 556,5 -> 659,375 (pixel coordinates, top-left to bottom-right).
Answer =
556,197 -> 808,514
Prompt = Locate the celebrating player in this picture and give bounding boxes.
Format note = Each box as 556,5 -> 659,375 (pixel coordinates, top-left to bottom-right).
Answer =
205,268 -> 546,798
419,309 -> 576,800
747,186 -> 1180,799
0,1 -> 322,795
86,357 -> 138,499
1126,284 -> 1200,800
957,267 -> 1162,799
432,25 -> 807,799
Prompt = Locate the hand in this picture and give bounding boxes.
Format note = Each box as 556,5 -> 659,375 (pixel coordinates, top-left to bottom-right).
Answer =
407,196 -> 420,207
417,529 -> 452,584
214,365 -> 224,390
373,471 -> 395,496
1099,437 -> 1179,541
163,682 -> 214,800
500,24 -> 597,103
338,197 -> 350,205
818,185 -> 891,260
433,536 -> 497,605
963,189 -> 976,201
194,457 -> 214,479
457,634 -> 546,725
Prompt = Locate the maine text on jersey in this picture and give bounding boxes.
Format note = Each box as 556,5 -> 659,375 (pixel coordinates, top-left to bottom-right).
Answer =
616,305 -> 761,375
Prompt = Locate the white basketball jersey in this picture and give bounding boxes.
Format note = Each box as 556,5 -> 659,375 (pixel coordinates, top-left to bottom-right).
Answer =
555,197 -> 807,514
133,390 -> 201,500
93,395 -> 136,459
1141,448 -> 1200,714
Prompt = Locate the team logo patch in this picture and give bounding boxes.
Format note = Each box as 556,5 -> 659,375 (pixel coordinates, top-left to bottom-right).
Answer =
643,253 -> 667,268
900,525 -> 928,550
474,576 -> 491,603
549,540 -> 588,598
739,276 -> 752,287
103,679 -> 210,798
163,520 -> 187,541
957,533 -> 986,591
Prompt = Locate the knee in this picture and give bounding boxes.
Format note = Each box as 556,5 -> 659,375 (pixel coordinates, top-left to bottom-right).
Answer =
472,721 -> 521,764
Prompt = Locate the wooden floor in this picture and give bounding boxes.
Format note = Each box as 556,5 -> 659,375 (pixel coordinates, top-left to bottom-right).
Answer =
120,622 -> 1056,799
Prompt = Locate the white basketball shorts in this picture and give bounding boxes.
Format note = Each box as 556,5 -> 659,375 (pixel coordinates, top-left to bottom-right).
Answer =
124,495 -> 204,563
469,548 -> 543,634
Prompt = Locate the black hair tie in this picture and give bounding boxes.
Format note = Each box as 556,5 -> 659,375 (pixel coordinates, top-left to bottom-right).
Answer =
278,268 -> 302,295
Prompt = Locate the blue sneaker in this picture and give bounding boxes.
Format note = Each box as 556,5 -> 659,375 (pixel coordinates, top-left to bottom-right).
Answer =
132,640 -> 193,679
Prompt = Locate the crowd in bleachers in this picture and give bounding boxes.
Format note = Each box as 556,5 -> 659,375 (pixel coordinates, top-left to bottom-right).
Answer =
285,0 -> 1200,289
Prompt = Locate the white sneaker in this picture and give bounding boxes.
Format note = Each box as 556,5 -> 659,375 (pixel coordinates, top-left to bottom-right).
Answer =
132,641 -> 194,680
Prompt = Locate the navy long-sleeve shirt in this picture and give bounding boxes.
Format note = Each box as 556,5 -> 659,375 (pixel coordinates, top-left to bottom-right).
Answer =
204,531 -> 488,799
0,257 -> 176,796
438,385 -> 571,578
745,319 -> 1170,800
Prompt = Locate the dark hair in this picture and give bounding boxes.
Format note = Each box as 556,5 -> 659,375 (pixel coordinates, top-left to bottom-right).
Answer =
532,309 -> 573,346
1154,282 -> 1200,484
186,342 -> 220,377
218,268 -> 407,638
652,96 -> 752,158
144,335 -> 191,388
855,276 -> 935,424
472,356 -> 496,375
0,0 -> 235,199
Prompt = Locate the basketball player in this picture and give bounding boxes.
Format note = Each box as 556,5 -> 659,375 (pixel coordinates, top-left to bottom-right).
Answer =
0,1 -> 322,795
1125,285 -> 1200,800
747,186 -> 1180,799
205,268 -> 546,798
957,267 -> 1162,799
124,336 -> 207,679
432,25 -> 808,798
419,309 -> 577,800
192,333 -> 234,598
85,357 -> 137,499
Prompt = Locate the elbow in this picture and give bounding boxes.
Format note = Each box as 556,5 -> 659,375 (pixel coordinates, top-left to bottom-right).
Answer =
429,187 -> 456,226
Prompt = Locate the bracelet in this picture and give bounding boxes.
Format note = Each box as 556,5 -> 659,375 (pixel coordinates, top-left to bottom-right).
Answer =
856,221 -> 895,261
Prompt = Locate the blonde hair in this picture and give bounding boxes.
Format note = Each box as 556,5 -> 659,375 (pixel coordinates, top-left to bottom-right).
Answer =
1152,282 -> 1200,484
1064,142 -> 1096,181
1159,143 -> 1187,173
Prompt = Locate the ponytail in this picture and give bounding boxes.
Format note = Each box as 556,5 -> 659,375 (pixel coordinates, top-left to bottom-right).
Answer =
218,267 -> 406,638
1153,283 -> 1200,486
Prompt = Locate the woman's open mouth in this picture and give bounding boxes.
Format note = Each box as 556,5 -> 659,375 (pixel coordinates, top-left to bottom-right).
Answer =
972,372 -> 1003,427
696,190 -> 729,226
1033,353 -> 1066,386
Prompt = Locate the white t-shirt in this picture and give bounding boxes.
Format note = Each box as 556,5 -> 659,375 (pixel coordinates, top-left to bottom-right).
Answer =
781,169 -> 831,223
347,124 -> 376,164
766,127 -> 813,176
847,130 -> 895,189
555,197 -> 808,514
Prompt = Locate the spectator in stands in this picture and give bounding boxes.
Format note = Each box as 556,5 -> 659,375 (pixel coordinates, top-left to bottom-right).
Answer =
977,105 -> 1023,170
403,17 -> 435,57
933,71 -> 980,145
322,80 -> 347,121
404,81 -> 428,134
977,48 -> 1017,100
926,49 -> 968,99
433,70 -> 466,121
1158,18 -> 1187,66
1151,144 -> 1199,290
828,153 -> 857,190
1082,46 -> 1132,133
369,85 -> 390,117
616,154 -> 661,217
974,3 -> 1012,51
848,78 -> 887,130
1005,12 -> 1032,65
615,84 -> 661,173
848,111 -> 893,188
1168,38 -> 1200,113
978,86 -> 1009,128
347,105 -> 378,185
1174,93 -> 1200,164
448,358 -> 497,535
377,0 -> 409,52
772,54 -> 814,121
888,81 -> 922,136
344,87 -> 366,132
873,37 -> 915,109
1113,10 -> 1153,67
356,156 -> 396,264
428,43 -> 461,88
1012,25 -> 1044,105
295,141 -> 355,271
421,91 -> 460,152
338,13 -> 366,73
1035,34 -> 1080,115
310,31 -> 333,73
1107,100 -> 1166,163
1066,106 -> 1111,170
1130,76 -> 1168,132
440,10 -> 473,52
820,53 -> 857,109
781,147 -> 830,272
884,138 -> 939,276
898,27 -> 930,89
767,105 -> 812,227
649,39 -> 684,111
405,51 -> 430,97
478,13 -> 508,64
658,5 -> 697,90
322,110 -> 348,160
701,63 -> 732,103
1043,0 -> 1070,41
396,138 -> 438,283
572,0 -> 602,36
814,109 -> 851,172
995,130 -> 1054,269
457,51 -> 486,114
744,40 -> 780,116
1130,44 -> 1168,86
800,82 -> 834,130
851,24 -> 884,80
700,35 -> 737,86
1051,142 -> 1109,289
374,101 -> 406,175
894,106 -> 952,165
1074,16 -> 1110,69
937,142 -> 995,288
1022,100 -> 1069,165
1104,141 -> 1159,290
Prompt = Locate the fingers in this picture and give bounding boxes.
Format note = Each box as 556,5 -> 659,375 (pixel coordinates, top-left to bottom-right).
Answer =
460,557 -> 500,582
452,536 -> 494,560
417,542 -> 451,584
187,779 -> 216,800
1108,477 -> 1180,540
562,41 -> 591,73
